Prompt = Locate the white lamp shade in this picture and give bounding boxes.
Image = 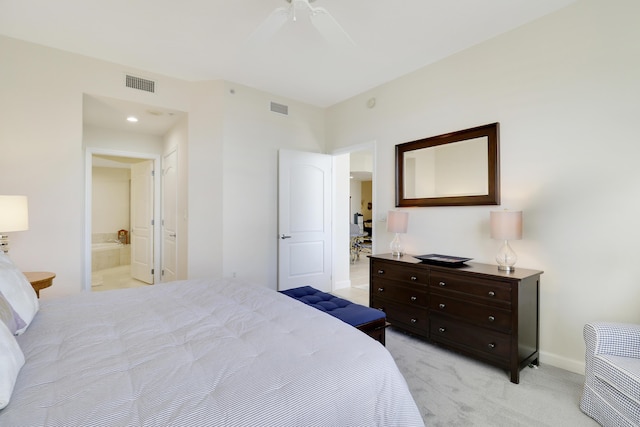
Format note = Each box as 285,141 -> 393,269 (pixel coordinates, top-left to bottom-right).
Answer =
387,210 -> 408,234
490,210 -> 522,240
0,196 -> 29,232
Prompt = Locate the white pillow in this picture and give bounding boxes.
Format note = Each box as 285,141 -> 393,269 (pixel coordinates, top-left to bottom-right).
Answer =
0,253 -> 39,334
0,320 -> 25,409
0,290 -> 26,335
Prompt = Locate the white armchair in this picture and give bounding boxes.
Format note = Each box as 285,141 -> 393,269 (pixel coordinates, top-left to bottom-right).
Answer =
580,322 -> 640,426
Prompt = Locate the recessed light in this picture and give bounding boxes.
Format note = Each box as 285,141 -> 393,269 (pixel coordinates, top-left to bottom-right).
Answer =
127,116 -> 139,123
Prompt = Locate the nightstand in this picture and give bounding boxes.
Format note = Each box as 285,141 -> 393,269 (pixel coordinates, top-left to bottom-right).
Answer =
24,271 -> 55,298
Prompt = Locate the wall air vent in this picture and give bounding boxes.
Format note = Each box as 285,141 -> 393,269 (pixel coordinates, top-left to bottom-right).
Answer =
270,102 -> 289,115
125,74 -> 156,93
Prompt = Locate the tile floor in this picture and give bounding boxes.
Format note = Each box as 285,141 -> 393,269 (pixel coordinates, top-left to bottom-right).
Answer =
332,255 -> 370,306
92,265 -> 151,292
91,257 -> 371,303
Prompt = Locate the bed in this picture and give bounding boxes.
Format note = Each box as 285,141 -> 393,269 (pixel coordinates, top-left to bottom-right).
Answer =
0,261 -> 424,426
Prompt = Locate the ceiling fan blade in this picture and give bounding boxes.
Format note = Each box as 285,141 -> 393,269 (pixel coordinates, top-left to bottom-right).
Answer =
248,6 -> 290,44
310,6 -> 355,46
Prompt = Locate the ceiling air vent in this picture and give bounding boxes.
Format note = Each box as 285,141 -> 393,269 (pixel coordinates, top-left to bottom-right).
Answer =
270,101 -> 288,115
125,74 -> 156,93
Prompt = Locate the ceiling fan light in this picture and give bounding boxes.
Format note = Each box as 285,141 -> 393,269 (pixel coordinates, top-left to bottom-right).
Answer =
250,0 -> 354,46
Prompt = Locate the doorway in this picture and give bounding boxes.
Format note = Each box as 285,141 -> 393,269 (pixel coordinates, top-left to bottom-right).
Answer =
331,143 -> 375,306
86,151 -> 161,291
82,94 -> 187,291
348,148 -> 374,304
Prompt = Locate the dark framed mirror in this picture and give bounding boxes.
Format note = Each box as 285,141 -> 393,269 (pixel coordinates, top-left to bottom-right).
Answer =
396,123 -> 500,207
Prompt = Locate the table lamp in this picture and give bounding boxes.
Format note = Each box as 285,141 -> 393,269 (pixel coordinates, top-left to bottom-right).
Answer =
490,210 -> 522,272
387,210 -> 408,257
0,195 -> 29,254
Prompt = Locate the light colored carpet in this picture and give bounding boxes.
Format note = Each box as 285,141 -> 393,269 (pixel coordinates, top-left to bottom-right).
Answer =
385,327 -> 599,427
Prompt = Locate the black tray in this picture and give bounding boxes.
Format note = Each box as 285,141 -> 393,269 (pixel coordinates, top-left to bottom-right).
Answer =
415,254 -> 472,267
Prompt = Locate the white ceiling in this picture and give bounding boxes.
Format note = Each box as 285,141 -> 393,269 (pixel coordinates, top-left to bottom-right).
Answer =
83,95 -> 186,136
1,0 -> 576,109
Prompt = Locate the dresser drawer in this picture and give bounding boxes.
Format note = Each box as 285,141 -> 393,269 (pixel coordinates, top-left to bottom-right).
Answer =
372,282 -> 427,306
371,261 -> 428,286
371,299 -> 428,336
429,295 -> 511,332
430,271 -> 511,304
368,255 -> 542,384
430,314 -> 510,360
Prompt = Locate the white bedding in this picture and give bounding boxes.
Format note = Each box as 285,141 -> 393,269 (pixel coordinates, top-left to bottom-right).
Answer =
0,278 -> 424,426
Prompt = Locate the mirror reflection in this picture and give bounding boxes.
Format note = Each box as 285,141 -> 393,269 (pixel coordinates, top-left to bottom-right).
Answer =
395,123 -> 500,207
404,136 -> 488,198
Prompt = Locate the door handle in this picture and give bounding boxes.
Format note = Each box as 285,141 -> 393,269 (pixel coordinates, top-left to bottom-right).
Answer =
280,234 -> 292,239
169,233 -> 176,238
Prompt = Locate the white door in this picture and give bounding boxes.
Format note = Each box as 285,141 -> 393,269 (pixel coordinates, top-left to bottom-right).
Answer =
131,160 -> 154,284
278,150 -> 332,291
162,150 -> 178,282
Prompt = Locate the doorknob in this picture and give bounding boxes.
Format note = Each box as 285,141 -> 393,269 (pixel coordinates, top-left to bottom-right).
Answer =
280,234 -> 292,239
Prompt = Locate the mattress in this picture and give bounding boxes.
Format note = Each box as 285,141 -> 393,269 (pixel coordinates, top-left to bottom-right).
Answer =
1,277 -> 424,426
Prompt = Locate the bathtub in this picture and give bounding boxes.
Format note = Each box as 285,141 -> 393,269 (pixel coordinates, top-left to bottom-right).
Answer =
91,242 -> 131,272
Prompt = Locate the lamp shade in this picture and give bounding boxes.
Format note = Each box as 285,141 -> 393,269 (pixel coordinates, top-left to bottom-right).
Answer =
0,195 -> 29,232
387,210 -> 408,234
490,210 -> 522,240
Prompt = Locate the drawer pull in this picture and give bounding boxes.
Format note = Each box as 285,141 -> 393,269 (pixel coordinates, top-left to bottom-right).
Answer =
488,315 -> 495,322
377,269 -> 385,275
488,291 -> 495,297
438,303 -> 446,309
410,318 -> 417,324
438,327 -> 446,333
410,296 -> 417,302
439,281 -> 446,287
410,276 -> 418,281
488,343 -> 496,349
377,287 -> 384,293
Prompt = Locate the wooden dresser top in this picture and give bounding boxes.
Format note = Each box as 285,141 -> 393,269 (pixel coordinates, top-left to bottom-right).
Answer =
369,253 -> 543,281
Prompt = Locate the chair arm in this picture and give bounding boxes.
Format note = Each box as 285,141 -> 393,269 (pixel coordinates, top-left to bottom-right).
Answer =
584,322 -> 640,359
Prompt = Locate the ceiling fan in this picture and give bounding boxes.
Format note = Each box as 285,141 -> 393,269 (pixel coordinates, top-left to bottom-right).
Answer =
250,0 -> 355,46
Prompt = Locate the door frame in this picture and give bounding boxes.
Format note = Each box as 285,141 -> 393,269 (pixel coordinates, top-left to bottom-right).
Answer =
331,141 -> 377,290
84,148 -> 162,291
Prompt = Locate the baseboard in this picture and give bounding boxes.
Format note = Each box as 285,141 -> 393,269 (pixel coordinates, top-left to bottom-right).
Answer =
540,350 -> 585,375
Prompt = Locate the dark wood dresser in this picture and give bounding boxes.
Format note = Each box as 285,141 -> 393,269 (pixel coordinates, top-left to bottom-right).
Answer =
369,253 -> 542,383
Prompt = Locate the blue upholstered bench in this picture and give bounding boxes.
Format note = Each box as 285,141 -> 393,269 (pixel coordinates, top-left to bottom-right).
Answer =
280,286 -> 387,345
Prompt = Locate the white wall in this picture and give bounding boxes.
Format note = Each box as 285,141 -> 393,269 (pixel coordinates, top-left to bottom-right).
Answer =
0,35 -> 219,296
185,80 -> 225,280
0,35 -> 326,295
221,82 -> 325,289
84,124 -> 164,154
326,0 -> 640,373
92,167 -> 130,234
334,153 -> 351,290
350,179 -> 362,222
